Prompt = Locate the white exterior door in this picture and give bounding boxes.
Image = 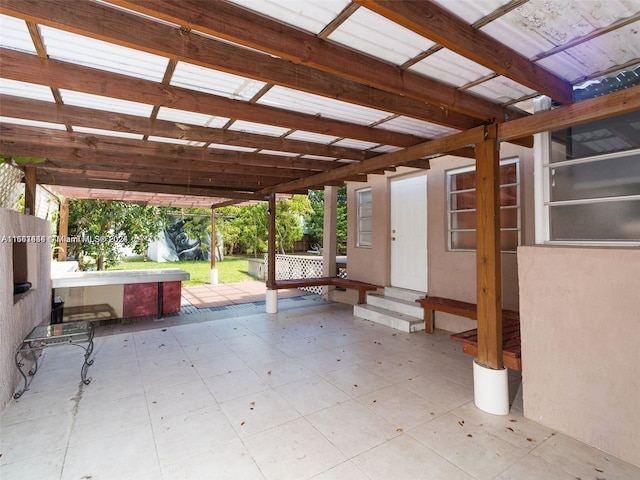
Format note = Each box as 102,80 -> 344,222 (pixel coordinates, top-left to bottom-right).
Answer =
390,174 -> 428,292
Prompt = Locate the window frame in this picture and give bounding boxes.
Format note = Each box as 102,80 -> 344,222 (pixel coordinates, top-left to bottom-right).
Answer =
542,147 -> 640,246
355,187 -> 372,248
446,158 -> 521,253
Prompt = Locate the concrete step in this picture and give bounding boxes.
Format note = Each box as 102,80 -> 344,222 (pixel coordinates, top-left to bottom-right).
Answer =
366,292 -> 424,318
382,286 -> 426,302
353,304 -> 425,333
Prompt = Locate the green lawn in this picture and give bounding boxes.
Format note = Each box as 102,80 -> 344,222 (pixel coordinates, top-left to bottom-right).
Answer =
108,256 -> 256,286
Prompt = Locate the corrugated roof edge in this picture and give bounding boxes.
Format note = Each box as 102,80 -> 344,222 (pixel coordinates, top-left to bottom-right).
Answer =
571,65 -> 640,102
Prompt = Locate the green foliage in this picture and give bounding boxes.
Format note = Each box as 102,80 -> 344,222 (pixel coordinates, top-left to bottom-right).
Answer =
216,195 -> 312,256
172,208 -> 212,258
109,257 -> 253,286
67,199 -> 167,270
0,154 -> 46,165
306,187 -> 347,253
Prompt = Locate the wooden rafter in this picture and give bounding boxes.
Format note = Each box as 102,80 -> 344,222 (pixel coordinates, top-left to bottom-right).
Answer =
0,0 -> 481,131
108,0 -> 526,122
354,0 -> 573,105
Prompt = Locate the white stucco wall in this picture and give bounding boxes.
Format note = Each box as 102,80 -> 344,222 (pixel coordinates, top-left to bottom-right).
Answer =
518,245 -> 640,467
0,209 -> 52,410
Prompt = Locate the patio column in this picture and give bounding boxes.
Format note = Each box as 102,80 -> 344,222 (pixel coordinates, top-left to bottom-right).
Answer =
24,165 -> 36,215
209,208 -> 219,285
265,193 -> 278,313
474,124 -> 509,415
58,197 -> 69,261
322,186 -> 338,298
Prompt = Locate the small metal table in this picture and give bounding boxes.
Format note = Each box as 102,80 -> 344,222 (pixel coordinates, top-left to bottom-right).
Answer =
14,321 -> 95,398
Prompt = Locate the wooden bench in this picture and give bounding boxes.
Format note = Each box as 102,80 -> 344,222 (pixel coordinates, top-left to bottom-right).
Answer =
415,296 -> 521,371
272,277 -> 380,304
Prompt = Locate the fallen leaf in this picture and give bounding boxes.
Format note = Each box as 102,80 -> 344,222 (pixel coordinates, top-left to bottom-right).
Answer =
467,434 -> 473,438
594,468 -> 604,473
240,421 -> 245,426
267,370 -> 272,376
458,420 -> 464,427
396,428 -> 403,433
353,384 -> 358,388
506,427 -> 514,432
526,437 -> 534,442
161,329 -> 167,332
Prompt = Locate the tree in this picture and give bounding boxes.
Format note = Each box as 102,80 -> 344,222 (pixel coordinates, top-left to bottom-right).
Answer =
306,187 -> 347,254
66,199 -> 167,270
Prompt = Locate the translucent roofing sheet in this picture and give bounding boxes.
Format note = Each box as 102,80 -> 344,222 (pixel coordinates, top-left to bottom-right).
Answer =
284,130 -> 339,145
301,155 -> 337,161
328,7 -> 436,66
147,136 -> 205,147
0,116 -> 66,130
370,145 -> 402,154
226,120 -> 290,137
409,49 -> 494,88
72,127 -> 143,140
225,0 -> 351,35
376,117 -> 459,139
332,138 -> 380,150
538,23 -> 640,82
466,76 -> 537,103
258,149 -> 298,157
171,61 -> 266,100
59,90 -> 154,117
430,0 -> 512,24
208,143 -> 258,153
0,79 -> 55,102
39,26 -> 168,82
156,107 -> 230,129
258,86 -> 391,126
0,14 -> 37,54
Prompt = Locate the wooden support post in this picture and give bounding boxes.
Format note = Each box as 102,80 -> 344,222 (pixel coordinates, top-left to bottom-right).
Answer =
266,193 -> 276,289
24,166 -> 36,215
475,124 -> 503,370
58,198 -> 69,261
210,208 -> 217,270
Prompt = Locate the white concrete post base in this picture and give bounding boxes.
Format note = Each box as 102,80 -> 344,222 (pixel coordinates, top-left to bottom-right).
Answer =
209,268 -> 219,285
266,289 -> 278,313
473,359 -> 510,415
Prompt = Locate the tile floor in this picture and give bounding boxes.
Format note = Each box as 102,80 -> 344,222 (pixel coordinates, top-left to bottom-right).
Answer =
2,298 -> 639,480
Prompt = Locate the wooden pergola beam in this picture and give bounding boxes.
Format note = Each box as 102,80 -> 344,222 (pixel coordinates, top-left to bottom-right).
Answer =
0,95 -> 377,162
0,0 -> 482,132
109,0 -> 525,122
0,48 -> 423,148
355,0 -> 573,105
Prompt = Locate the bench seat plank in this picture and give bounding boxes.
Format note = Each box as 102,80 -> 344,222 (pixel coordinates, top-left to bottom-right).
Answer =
272,277 -> 379,303
416,295 -> 522,371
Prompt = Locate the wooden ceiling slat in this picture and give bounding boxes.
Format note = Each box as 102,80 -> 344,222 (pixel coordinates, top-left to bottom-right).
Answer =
109,0 -> 525,122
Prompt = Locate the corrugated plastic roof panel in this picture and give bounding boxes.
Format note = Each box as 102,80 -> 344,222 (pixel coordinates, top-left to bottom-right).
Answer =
538,23 -> 640,82
258,86 -> 392,126
0,116 -> 66,130
156,107 -> 230,129
328,7 -> 436,66
258,149 -> 298,157
147,136 -> 205,147
409,49 -> 494,88
171,61 -> 266,100
225,0 -> 351,35
0,14 -> 37,54
227,120 -> 290,137
208,143 -> 257,153
59,90 -> 154,117
284,130 -> 339,145
332,138 -> 380,150
39,26 -> 168,82
0,79 -> 55,103
466,76 -> 537,104
430,0 -> 512,24
376,116 -> 459,139
72,127 -> 144,140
